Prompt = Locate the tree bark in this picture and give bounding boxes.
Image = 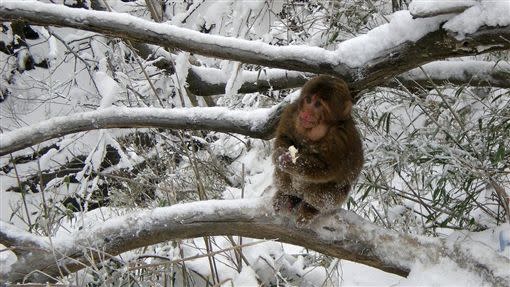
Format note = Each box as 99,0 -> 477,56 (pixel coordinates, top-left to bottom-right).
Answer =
1,198 -> 509,285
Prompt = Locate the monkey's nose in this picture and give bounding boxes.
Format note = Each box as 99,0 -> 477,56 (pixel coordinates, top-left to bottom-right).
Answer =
300,112 -> 313,122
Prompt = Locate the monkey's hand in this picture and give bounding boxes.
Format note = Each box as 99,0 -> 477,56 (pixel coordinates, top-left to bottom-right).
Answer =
277,151 -> 294,171
278,149 -> 327,178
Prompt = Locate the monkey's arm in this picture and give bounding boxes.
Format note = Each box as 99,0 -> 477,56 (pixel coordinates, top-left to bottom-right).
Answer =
272,119 -> 297,165
278,125 -> 361,182
273,129 -> 329,180
326,124 -> 364,182
277,148 -> 335,182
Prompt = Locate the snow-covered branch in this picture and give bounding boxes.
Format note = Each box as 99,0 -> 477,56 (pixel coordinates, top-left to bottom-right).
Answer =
0,1 -> 509,93
131,41 -> 510,97
0,106 -> 284,156
395,61 -> 510,89
185,61 -> 510,96
409,0 -> 476,18
1,198 -> 508,285
128,41 -> 311,96
187,66 -> 310,96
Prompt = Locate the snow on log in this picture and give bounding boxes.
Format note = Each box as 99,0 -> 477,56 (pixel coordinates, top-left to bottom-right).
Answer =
0,1 -> 509,93
185,61 -> 510,96
409,0 -> 477,18
1,198 -> 509,285
187,66 -> 310,96
0,105 -> 285,156
396,60 -> 510,89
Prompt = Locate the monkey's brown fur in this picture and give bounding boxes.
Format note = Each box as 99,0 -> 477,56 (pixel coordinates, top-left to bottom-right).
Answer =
272,75 -> 364,224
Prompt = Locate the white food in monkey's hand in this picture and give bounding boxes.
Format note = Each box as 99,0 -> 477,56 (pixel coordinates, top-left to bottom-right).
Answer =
288,145 -> 299,163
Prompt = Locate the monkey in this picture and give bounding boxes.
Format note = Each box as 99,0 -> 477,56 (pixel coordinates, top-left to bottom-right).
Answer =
272,75 -> 363,224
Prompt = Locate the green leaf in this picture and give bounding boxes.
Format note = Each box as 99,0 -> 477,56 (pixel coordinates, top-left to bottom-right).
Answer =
64,175 -> 71,189
494,143 -> 505,163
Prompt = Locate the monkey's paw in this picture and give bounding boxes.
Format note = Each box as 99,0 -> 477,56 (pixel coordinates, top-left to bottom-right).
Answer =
294,202 -> 320,227
278,152 -> 294,170
273,194 -> 302,216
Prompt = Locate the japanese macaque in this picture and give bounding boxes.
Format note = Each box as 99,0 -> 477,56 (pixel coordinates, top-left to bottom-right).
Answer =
272,75 -> 363,224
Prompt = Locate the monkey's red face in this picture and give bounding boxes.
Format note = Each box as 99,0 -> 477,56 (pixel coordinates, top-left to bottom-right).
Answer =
298,94 -> 326,129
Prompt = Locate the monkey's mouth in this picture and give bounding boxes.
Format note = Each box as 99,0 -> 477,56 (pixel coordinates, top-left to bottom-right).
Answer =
299,117 -> 318,129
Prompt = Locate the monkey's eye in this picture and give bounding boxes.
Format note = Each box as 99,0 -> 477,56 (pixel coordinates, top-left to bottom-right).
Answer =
314,101 -> 321,108
305,96 -> 312,104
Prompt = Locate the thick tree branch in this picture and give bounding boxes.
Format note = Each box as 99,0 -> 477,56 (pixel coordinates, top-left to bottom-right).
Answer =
187,66 -> 310,96
185,61 -> 510,96
354,27 -> 510,92
395,60 -> 510,89
0,222 -> 48,255
126,41 -> 510,96
0,105 -> 285,156
0,1 -> 509,94
1,198 -> 508,285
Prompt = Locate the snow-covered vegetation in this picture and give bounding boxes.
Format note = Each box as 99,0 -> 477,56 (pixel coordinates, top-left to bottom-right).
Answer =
0,0 -> 509,286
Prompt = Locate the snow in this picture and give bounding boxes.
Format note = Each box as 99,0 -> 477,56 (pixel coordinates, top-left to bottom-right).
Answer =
410,0 -> 510,37
38,147 -> 59,170
190,65 -> 308,90
444,224 -> 510,277
224,62 -> 244,100
96,71 -> 121,109
38,27 -> 59,60
388,205 -> 407,222
403,60 -> 510,81
229,266 -> 259,286
190,66 -> 229,85
501,227 -> 510,252
409,0 -> 477,17
444,0 -> 510,36
404,258 -> 485,286
338,260 -> 402,286
336,10 -> 449,67
174,51 -> 191,101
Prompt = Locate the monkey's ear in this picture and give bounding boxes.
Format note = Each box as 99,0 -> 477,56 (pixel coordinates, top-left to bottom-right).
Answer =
340,100 -> 352,119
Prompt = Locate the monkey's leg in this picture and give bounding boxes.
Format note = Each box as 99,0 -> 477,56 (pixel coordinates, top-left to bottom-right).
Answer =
294,187 -> 345,226
303,184 -> 351,213
294,201 -> 320,225
273,169 -> 304,215
273,191 -> 303,215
